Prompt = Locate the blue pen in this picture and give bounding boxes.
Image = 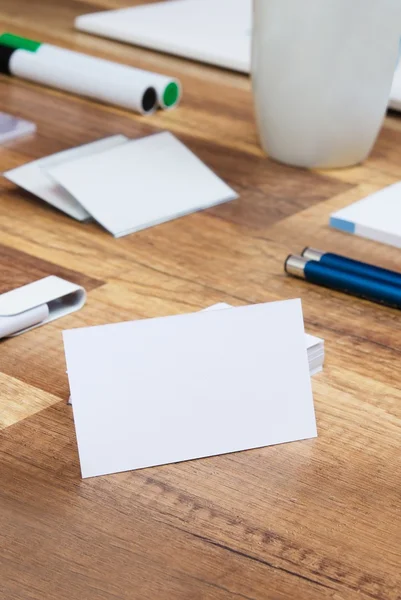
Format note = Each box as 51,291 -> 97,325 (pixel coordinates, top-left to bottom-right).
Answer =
285,255 -> 401,309
302,247 -> 401,288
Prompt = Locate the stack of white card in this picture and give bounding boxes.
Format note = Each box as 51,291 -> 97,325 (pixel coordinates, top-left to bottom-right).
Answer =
330,182 -> 401,249
64,299 -> 321,478
3,132 -> 237,237
307,335 -> 325,376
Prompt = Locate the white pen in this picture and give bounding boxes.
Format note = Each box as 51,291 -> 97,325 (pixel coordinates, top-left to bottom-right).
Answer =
0,303 -> 49,338
0,33 -> 181,113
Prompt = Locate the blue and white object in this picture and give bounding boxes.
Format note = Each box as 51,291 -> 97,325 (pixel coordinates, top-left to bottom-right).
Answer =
329,182 -> 401,249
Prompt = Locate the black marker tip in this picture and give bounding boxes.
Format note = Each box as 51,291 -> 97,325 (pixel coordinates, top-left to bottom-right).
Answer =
142,87 -> 157,113
0,42 -> 17,75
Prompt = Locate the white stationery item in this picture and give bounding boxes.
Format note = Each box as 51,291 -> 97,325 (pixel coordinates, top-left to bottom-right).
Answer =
75,0 -> 251,72
329,182 -> 401,248
75,0 -> 401,113
9,48 -> 157,115
0,304 -> 49,338
3,135 -> 129,221
0,276 -> 86,338
63,299 -> 317,478
67,301 -> 324,405
206,303 -> 324,374
0,112 -> 36,143
46,132 -> 237,237
31,43 -> 180,110
306,335 -> 325,376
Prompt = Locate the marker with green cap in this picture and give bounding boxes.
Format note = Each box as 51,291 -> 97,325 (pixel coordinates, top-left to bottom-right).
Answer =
0,32 -> 181,111
0,32 -> 41,52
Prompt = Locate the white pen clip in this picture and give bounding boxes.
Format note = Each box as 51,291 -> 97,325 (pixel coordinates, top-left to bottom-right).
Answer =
0,276 -> 86,339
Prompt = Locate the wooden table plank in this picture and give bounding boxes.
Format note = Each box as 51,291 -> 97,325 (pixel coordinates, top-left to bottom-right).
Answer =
0,1 -> 400,599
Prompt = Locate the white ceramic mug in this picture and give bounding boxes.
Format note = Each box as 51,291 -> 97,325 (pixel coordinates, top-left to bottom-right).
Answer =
251,0 -> 401,168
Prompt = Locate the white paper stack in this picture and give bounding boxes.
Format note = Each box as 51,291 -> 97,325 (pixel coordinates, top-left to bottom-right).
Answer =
3,132 -> 237,236
306,334 -> 325,375
64,299 -> 319,478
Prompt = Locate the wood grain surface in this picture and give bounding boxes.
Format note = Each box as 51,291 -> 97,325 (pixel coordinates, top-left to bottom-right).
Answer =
1,2 -> 400,599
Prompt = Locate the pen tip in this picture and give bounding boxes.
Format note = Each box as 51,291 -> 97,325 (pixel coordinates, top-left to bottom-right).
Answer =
284,254 -> 293,273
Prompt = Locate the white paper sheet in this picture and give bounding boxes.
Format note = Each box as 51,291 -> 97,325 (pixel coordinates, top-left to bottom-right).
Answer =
63,299 -> 317,478
76,0 -> 252,73
46,132 -> 238,237
3,135 -> 129,221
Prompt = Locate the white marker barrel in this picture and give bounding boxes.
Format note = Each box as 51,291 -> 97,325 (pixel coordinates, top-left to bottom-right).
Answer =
9,48 -> 157,114
34,44 -> 181,109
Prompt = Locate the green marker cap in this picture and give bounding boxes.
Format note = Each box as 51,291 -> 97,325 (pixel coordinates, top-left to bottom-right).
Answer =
0,32 -> 41,53
163,81 -> 180,108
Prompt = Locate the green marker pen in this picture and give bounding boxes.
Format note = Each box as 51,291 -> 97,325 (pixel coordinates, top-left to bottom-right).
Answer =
0,32 -> 181,111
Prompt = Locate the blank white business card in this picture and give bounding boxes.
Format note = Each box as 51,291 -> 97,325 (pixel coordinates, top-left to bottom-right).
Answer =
3,135 -> 129,221
47,132 -> 238,237
204,302 -> 324,374
63,299 -> 317,478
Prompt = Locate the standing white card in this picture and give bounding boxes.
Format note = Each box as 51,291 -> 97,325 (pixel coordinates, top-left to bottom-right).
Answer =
3,135 -> 129,221
46,132 -> 238,237
63,299 -> 317,478
204,302 -> 324,374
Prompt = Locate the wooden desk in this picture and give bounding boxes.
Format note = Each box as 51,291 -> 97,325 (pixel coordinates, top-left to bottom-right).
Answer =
1,2 -> 400,598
